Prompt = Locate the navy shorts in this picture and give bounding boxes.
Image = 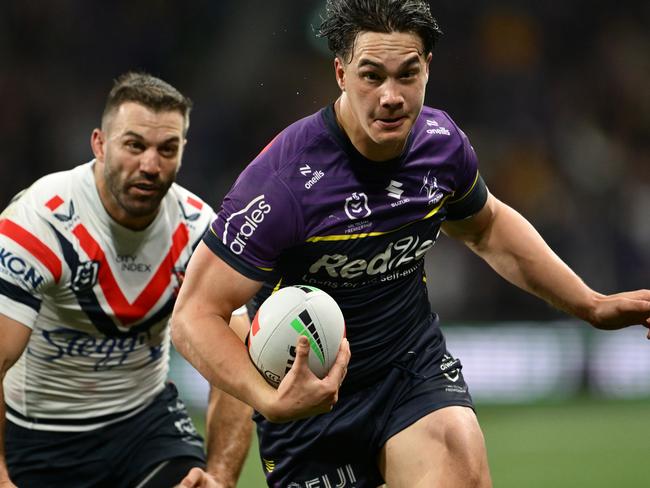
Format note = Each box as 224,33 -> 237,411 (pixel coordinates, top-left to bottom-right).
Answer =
255,324 -> 474,488
6,382 -> 206,488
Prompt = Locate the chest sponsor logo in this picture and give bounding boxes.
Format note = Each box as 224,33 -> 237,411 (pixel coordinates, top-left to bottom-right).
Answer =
222,195 -> 271,255
386,180 -> 404,199
29,327 -> 163,371
0,246 -> 44,289
116,255 -> 152,273
308,234 -> 435,280
344,192 -> 371,220
386,180 -> 411,208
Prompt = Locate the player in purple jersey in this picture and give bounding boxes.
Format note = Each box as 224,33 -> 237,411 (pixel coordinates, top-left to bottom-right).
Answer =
171,1 -> 650,487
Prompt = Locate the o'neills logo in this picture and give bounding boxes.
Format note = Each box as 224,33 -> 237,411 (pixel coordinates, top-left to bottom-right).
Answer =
222,195 -> 271,255
304,170 -> 325,189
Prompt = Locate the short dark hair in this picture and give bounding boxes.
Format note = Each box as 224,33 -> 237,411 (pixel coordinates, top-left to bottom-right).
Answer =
318,0 -> 442,61
102,72 -> 193,134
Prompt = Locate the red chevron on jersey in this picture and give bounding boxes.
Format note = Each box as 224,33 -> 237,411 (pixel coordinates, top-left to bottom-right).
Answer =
0,218 -> 62,283
72,222 -> 190,325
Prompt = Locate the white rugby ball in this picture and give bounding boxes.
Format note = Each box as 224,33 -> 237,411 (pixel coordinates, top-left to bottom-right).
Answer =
248,285 -> 345,388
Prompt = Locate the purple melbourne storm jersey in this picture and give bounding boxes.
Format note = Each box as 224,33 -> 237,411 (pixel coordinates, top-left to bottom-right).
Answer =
204,105 -> 487,387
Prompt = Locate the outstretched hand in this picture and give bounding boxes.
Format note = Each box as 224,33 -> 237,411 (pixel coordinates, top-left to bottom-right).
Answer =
177,467 -> 221,488
587,290 -> 650,337
263,335 -> 350,423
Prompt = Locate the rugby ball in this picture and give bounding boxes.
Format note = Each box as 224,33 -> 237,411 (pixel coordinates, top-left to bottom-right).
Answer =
249,285 -> 345,387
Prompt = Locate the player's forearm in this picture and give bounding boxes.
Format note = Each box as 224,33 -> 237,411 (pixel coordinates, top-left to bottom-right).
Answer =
0,384 -> 13,485
205,387 -> 253,488
170,312 -> 273,414
468,201 -> 599,322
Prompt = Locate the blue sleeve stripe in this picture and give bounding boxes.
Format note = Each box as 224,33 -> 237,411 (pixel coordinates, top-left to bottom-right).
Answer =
446,174 -> 488,221
0,278 -> 41,312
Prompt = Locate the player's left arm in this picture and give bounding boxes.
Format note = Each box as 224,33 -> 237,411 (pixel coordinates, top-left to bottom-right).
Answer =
442,192 -> 650,333
203,312 -> 253,488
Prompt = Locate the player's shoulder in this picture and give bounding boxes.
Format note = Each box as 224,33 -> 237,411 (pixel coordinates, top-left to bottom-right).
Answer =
416,106 -> 465,136
3,163 -> 88,221
250,108 -> 330,175
164,182 -> 215,230
412,105 -> 469,151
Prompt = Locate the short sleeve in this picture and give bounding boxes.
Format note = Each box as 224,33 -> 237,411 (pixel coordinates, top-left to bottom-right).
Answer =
203,155 -> 303,282
0,203 -> 62,328
445,127 -> 488,220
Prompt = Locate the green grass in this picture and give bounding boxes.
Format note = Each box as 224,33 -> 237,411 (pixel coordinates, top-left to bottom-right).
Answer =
195,398 -> 650,487
479,398 -> 650,488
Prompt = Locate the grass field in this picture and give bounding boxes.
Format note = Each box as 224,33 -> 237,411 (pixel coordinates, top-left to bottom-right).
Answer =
195,397 -> 650,487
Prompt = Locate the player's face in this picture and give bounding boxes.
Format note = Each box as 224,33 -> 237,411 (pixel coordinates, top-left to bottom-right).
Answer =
335,31 -> 431,161
91,102 -> 186,230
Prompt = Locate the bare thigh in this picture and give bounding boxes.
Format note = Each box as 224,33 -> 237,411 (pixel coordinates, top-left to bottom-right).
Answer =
378,406 -> 491,488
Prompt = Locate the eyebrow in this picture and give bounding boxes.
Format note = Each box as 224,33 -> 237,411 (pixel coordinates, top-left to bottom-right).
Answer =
358,54 -> 421,70
121,131 -> 181,144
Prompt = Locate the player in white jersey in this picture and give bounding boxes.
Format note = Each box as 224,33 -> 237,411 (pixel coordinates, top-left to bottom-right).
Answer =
0,73 -> 252,488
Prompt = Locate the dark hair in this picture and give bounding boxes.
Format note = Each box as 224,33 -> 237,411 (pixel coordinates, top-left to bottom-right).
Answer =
318,0 -> 442,61
102,72 -> 193,133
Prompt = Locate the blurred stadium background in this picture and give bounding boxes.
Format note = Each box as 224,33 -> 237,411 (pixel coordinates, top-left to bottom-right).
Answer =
2,1 -> 649,486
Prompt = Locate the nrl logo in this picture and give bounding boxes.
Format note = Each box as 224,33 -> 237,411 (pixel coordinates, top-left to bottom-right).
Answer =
71,260 -> 100,292
344,192 -> 371,220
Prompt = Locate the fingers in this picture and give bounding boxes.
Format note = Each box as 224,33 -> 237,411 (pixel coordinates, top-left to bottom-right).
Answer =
327,338 -> 350,386
290,334 -> 311,373
178,467 -> 203,487
295,334 -> 310,357
622,289 -> 650,301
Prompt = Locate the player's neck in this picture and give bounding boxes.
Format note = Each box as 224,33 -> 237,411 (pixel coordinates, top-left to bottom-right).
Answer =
334,97 -> 406,162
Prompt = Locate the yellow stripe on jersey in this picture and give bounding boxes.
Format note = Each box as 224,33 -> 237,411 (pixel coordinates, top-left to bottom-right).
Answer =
448,170 -> 480,204
306,193 -> 451,243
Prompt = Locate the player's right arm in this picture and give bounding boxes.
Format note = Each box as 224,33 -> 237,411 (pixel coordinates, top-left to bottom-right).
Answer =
170,242 -> 350,423
0,314 -> 31,488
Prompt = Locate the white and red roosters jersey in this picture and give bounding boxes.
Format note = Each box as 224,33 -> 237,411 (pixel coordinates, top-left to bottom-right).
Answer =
0,161 -> 240,431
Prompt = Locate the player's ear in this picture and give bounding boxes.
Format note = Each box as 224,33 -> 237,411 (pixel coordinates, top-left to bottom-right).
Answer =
90,128 -> 105,162
424,52 -> 432,80
334,57 -> 346,92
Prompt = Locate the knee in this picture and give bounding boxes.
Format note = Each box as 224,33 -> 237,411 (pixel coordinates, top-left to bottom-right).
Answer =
438,416 -> 491,487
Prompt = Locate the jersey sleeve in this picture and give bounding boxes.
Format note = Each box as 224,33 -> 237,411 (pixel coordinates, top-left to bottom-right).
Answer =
203,155 -> 303,282
444,121 -> 488,220
0,201 -> 63,328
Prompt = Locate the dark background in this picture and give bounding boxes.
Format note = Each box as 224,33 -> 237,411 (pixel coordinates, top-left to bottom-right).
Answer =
2,0 -> 648,322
